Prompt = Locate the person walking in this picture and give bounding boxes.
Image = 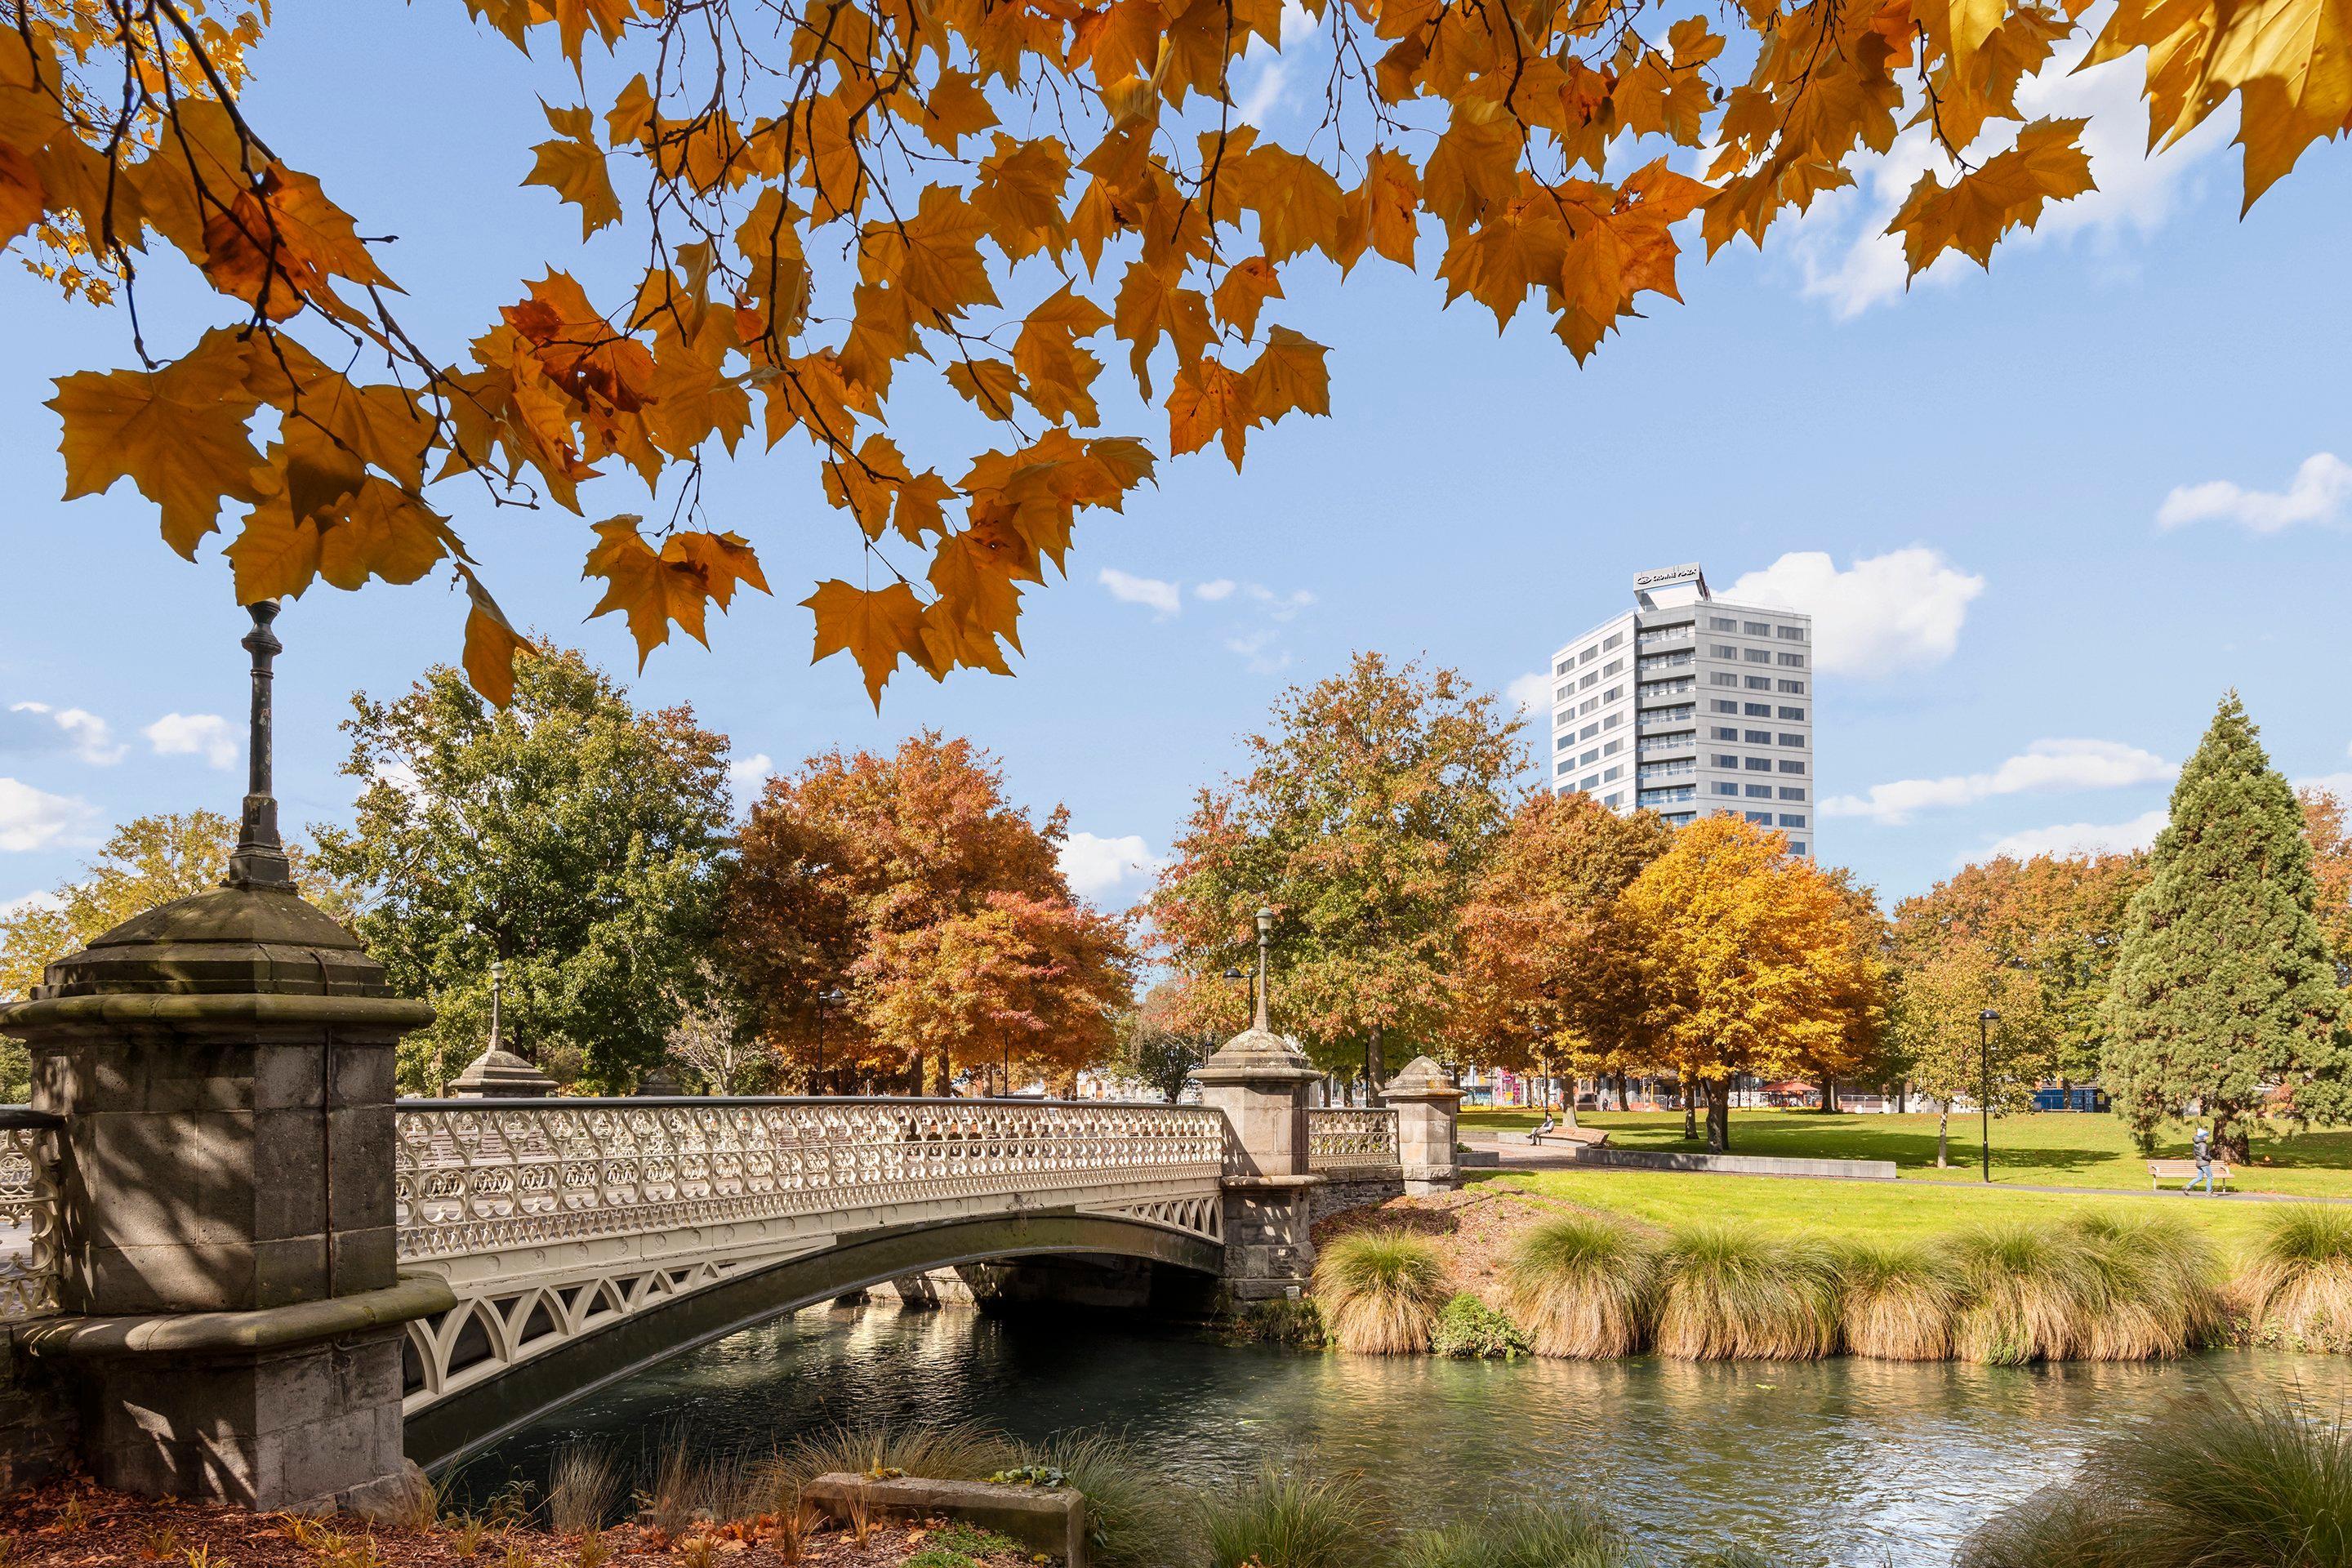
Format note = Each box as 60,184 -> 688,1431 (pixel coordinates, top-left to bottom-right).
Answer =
2185,1125 -> 2217,1196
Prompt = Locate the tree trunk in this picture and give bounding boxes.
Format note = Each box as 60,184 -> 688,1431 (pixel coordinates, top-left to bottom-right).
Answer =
1682,1074 -> 1699,1140
1365,1027 -> 1383,1103
1936,1108 -> 1949,1168
1824,1079 -> 1839,1113
1613,1071 -> 1630,1111
1706,1078 -> 1731,1152
1897,1080 -> 1909,1114
1560,1081 -> 1580,1129
2214,1109 -> 2250,1164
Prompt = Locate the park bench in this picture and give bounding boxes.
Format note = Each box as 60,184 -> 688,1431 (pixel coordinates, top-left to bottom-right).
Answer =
1527,1125 -> 1610,1148
2148,1158 -> 2232,1193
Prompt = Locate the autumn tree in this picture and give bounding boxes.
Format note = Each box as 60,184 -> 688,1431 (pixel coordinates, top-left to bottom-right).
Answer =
1110,982 -> 1225,1102
720,733 -> 1131,1093
2301,786 -> 2352,982
1149,652 -> 1521,1089
663,964 -> 774,1094
1621,814 -> 1884,1152
1888,938 -> 2054,1167
13,0 -> 2336,706
1451,791 -> 1671,1106
1790,866 -> 1895,1110
307,646 -> 733,1094
2102,695 -> 2351,1160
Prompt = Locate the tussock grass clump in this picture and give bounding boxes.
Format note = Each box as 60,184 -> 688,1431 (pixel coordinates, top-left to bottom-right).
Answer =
546,1445 -> 620,1537
1312,1229 -> 1450,1355
1502,1215 -> 1659,1359
1951,1222 -> 2098,1365
1654,1223 -> 1841,1361
1958,1390 -> 2352,1568
1016,1431 -> 1192,1568
1395,1497 -> 1637,1568
1838,1239 -> 1967,1362
1199,1462 -> 1380,1568
2067,1210 -> 2221,1361
2238,1204 -> 2352,1352
763,1421 -> 1017,1499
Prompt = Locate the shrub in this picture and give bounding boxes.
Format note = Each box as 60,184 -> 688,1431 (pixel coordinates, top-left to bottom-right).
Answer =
1394,1496 -> 1637,1568
1957,1390 -> 2352,1568
1231,1295 -> 1325,1347
1501,1215 -> 1659,1359
1950,1223 -> 2097,1365
1199,1463 -> 1380,1568
1312,1229 -> 1450,1355
546,1444 -> 619,1537
2237,1204 -> 2352,1352
2067,1210 -> 2221,1361
1016,1431 -> 1193,1568
1654,1223 -> 1840,1361
1429,1293 -> 1532,1359
1838,1239 -> 1966,1361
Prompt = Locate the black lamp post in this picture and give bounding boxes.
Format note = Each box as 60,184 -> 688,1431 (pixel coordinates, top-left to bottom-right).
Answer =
1978,1007 -> 2001,1183
814,986 -> 844,1094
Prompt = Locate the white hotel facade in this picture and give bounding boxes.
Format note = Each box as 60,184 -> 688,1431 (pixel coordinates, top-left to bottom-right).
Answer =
1547,562 -> 1815,856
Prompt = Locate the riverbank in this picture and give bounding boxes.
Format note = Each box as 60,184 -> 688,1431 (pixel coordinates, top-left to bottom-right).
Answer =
0,1478 -> 1037,1568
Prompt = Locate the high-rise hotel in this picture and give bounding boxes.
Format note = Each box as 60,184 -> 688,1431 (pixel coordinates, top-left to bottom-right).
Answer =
1547,562 -> 1815,856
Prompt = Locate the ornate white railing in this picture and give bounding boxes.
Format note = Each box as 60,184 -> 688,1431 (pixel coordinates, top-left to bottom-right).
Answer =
1307,1106 -> 1399,1171
396,1096 -> 1227,1261
0,1109 -> 61,1323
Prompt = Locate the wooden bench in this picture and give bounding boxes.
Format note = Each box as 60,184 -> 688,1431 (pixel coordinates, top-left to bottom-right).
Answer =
2149,1158 -> 2232,1192
1527,1126 -> 1610,1148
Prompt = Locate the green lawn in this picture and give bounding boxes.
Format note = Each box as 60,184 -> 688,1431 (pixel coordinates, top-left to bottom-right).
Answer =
1458,1107 -> 2352,1197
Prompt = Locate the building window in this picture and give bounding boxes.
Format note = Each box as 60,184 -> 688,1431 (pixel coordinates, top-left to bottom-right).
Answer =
1556,760 -> 1571,777
1601,712 -> 1622,729
1602,738 -> 1622,755
1744,757 -> 1771,771
1602,632 -> 1623,650
1743,620 -> 1769,635
1603,792 -> 1623,807
1580,670 -> 1599,689
1581,773 -> 1601,791
1580,646 -> 1599,665
1579,721 -> 1600,741
1744,675 -> 1771,690
1777,652 -> 1806,668
1780,813 -> 1807,828
1556,733 -> 1573,751
1777,679 -> 1806,694
1744,729 -> 1771,743
1603,659 -> 1624,677
1779,705 -> 1806,721
1711,754 -> 1739,768
1604,685 -> 1624,702
1745,810 -> 1773,823
1712,726 -> 1738,740
1579,748 -> 1600,766
1780,760 -> 1806,775
1602,765 -> 1622,782
1779,733 -> 1803,746
1708,616 -> 1736,630
1789,841 -> 1808,856
1746,785 -> 1772,799
1744,648 -> 1771,664
1744,702 -> 1771,717
1579,697 -> 1599,715
1708,672 -> 1738,687
1780,786 -> 1806,801
1664,811 -> 1696,826
1709,644 -> 1737,658
1712,782 -> 1740,796
1777,626 -> 1806,642
1712,700 -> 1740,715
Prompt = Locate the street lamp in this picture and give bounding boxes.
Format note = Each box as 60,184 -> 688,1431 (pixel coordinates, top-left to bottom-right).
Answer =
1252,907 -> 1274,1035
813,986 -> 844,1094
1978,1007 -> 2001,1184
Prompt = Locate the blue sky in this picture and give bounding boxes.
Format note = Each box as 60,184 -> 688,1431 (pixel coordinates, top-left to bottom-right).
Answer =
2,2 -> 2350,921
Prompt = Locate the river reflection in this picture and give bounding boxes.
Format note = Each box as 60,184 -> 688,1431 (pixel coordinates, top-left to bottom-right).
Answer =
453,1301 -> 2350,1566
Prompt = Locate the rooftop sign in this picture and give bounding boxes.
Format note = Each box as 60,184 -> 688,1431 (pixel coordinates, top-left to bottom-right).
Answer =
1633,562 -> 1705,591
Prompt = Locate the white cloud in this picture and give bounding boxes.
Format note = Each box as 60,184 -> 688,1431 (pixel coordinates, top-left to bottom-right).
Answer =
1245,584 -> 1316,621
9,702 -> 124,766
1979,808 -> 2170,862
1234,0 -> 1318,120
1784,23 -> 2233,318
0,779 -> 97,853
1098,568 -> 1182,617
0,889 -> 62,920
1825,738 -> 2174,826
1507,671 -> 1551,716
1195,579 -> 1238,602
1225,630 -> 1292,674
2158,452 -> 2352,533
1058,831 -> 1167,901
1723,549 -> 1985,676
144,712 -> 238,768
2297,771 -> 2352,800
728,752 -> 775,792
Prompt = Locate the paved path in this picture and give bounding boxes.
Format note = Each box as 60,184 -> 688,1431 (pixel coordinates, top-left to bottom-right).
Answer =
1463,1138 -> 2352,1202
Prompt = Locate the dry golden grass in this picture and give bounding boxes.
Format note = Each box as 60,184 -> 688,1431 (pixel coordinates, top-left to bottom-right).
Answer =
1653,1223 -> 1841,1361
2237,1204 -> 2352,1351
1838,1239 -> 1967,1361
1951,1221 -> 2099,1365
2069,1210 -> 2222,1361
1312,1228 -> 1450,1354
1500,1214 -> 1659,1359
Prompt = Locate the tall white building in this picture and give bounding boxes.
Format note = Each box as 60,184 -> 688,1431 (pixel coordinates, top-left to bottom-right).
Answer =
1546,563 -> 1815,856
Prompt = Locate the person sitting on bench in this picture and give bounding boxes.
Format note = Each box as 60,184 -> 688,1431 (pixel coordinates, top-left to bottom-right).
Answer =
1530,1109 -> 1557,1143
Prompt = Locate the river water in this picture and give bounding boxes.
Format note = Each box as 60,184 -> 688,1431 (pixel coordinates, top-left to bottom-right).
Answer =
454,1300 -> 2350,1566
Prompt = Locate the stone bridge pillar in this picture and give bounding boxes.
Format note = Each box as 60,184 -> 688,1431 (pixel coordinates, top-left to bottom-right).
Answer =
1383,1056 -> 1463,1195
1190,1009 -> 1321,1304
0,604 -> 445,1513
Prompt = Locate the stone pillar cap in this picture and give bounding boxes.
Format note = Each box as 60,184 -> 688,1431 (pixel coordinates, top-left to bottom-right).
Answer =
448,1047 -> 557,1098
1382,1054 -> 1463,1102
29,884 -> 390,1000
1190,1025 -> 1321,1086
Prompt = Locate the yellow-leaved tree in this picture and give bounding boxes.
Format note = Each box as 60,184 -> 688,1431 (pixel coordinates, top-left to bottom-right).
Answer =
1621,814 -> 1885,1152
5,0 -> 2340,702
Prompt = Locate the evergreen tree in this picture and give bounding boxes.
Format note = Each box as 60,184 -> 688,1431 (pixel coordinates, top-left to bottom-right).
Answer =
2102,694 -> 2351,1159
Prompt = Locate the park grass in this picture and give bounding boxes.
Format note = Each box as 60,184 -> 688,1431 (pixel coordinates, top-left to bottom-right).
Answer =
1311,1229 -> 1450,1354
1457,1107 -> 2352,1197
1500,1214 -> 1658,1358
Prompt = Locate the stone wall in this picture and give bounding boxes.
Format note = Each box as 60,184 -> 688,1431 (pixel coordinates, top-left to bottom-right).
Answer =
1310,1167 -> 1405,1223
0,1327 -> 76,1496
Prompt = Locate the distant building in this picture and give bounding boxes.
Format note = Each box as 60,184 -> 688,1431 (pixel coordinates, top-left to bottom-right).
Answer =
1547,562 -> 1815,855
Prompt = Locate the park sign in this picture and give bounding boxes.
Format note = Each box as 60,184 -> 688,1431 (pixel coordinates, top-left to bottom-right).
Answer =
1634,563 -> 1708,594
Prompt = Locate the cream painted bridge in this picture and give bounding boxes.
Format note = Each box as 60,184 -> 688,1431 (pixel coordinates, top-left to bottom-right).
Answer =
390,1095 -> 1408,1467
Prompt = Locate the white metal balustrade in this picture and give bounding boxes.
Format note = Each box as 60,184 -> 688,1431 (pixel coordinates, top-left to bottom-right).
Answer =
1307,1107 -> 1400,1171
0,1110 -> 60,1325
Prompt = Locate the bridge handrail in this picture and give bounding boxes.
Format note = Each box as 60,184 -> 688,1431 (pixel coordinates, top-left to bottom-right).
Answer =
395,1095 -> 1226,1260
0,1106 -> 63,1324
1307,1105 -> 1400,1171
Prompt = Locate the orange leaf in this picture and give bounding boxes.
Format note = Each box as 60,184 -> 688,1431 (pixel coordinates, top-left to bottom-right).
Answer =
1166,357 -> 1254,470
525,101 -> 622,238
47,332 -> 265,559
459,568 -> 529,706
804,578 -> 928,707
1241,326 -> 1331,423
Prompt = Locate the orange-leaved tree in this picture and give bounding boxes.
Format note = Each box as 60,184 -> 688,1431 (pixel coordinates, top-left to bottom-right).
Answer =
1620,813 -> 1884,1151
1451,790 -> 1670,1111
719,732 -> 1132,1091
11,0 -> 2335,702
2299,786 -> 2352,979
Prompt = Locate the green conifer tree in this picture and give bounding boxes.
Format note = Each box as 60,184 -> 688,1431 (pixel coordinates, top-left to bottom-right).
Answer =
2102,693 -> 2352,1158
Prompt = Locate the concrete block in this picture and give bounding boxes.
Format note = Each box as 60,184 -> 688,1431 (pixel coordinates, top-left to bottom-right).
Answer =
802,1472 -> 1086,1565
